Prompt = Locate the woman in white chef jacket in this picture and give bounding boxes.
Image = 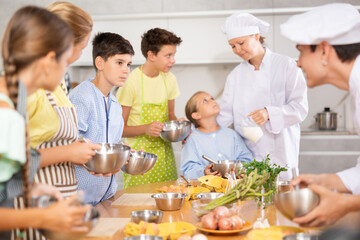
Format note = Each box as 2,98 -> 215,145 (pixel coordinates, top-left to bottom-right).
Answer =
218,13 -> 308,179
281,3 -> 360,227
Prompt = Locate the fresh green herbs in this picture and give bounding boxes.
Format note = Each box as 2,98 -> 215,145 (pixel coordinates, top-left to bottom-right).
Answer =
242,154 -> 287,204
204,169 -> 273,210
202,155 -> 288,209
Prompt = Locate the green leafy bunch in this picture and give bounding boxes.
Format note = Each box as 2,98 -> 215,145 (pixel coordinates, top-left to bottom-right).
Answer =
241,154 -> 287,195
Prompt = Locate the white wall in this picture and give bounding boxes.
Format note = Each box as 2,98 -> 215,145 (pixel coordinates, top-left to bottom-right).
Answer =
1,0 -> 358,132
67,6 -> 358,132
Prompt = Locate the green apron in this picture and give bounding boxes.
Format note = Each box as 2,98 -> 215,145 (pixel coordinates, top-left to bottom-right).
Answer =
123,68 -> 178,188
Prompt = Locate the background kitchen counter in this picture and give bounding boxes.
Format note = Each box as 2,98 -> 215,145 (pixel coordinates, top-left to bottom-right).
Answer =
299,130 -> 360,174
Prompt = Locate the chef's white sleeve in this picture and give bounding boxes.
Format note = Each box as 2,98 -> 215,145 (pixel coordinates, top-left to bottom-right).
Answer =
265,64 -> 308,134
337,156 -> 360,195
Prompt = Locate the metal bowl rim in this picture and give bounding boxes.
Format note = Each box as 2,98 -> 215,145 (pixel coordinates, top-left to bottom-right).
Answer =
130,210 -> 163,217
162,120 -> 191,131
151,193 -> 189,199
195,192 -> 224,199
95,143 -> 131,154
129,151 -> 157,159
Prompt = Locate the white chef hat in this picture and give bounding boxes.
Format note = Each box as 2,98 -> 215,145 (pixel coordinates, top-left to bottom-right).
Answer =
281,3 -> 360,45
222,13 -> 270,41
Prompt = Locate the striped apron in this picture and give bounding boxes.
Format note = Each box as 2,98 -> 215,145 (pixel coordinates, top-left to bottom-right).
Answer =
14,82 -> 79,240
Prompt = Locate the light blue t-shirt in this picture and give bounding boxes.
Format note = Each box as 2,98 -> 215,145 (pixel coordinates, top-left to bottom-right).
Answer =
180,126 -> 253,179
69,78 -> 124,206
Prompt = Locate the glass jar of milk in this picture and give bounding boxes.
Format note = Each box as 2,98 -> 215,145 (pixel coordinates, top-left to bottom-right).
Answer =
239,117 -> 263,143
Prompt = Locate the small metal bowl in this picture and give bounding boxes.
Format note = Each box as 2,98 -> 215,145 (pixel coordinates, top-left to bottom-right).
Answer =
42,208 -> 99,240
283,233 -> 319,240
195,192 -> 224,204
212,160 -> 245,177
124,235 -> 163,240
151,193 -> 188,211
274,188 -> 320,220
121,151 -> 157,175
160,120 -> 191,142
83,143 -> 130,174
130,210 -> 163,224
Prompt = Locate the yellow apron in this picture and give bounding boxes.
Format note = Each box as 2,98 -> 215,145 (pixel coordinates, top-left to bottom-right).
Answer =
123,68 -> 177,188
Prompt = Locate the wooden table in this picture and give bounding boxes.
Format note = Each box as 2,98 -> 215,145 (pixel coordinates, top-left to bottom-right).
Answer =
84,181 -> 360,239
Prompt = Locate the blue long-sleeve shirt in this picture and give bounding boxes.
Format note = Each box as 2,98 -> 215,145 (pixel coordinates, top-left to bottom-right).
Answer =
69,78 -> 124,205
180,126 -> 253,179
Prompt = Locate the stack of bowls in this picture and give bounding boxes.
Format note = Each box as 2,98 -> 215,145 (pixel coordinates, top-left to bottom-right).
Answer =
160,120 -> 191,142
121,151 -> 157,175
151,193 -> 188,211
83,143 -> 130,174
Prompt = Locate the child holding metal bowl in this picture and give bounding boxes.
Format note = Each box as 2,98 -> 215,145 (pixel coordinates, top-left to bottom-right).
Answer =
181,91 -> 252,179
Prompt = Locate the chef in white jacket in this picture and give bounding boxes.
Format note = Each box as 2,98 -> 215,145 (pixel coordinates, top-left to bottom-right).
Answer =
281,3 -> 360,227
218,13 -> 308,179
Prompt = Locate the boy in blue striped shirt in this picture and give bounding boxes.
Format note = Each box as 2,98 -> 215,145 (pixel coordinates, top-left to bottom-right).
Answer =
69,32 -> 134,205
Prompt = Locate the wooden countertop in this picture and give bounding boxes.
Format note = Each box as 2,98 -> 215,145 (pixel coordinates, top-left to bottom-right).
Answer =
83,181 -> 360,240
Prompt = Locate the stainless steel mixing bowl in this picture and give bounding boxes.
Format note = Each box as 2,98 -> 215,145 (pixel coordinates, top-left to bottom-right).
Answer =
195,192 -> 224,204
124,235 -> 163,240
130,210 -> 163,224
151,193 -> 188,211
83,143 -> 131,174
274,188 -> 320,220
283,233 -> 319,240
202,155 -> 245,177
212,160 -> 245,176
160,120 -> 191,142
121,151 -> 157,175
42,207 -> 99,240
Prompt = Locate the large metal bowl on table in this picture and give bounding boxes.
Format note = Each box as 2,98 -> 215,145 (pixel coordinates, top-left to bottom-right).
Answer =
151,193 -> 188,211
283,233 -> 319,240
130,210 -> 163,224
202,155 -> 245,177
121,151 -> 157,175
160,120 -> 191,142
124,235 -> 163,240
83,143 -> 131,174
274,188 -> 320,220
195,192 -> 224,204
